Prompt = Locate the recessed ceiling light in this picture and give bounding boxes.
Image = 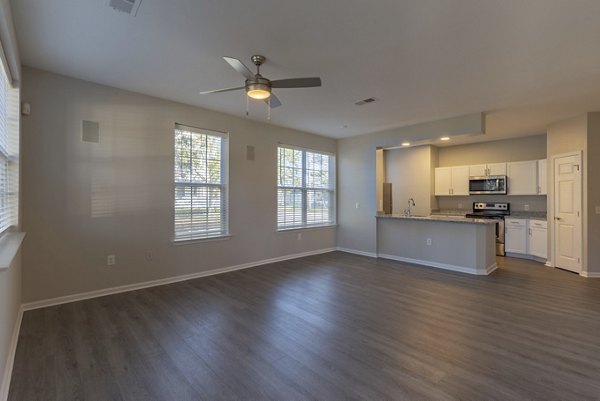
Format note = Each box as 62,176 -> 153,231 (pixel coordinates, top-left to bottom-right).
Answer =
440,136 -> 450,141
401,142 -> 410,146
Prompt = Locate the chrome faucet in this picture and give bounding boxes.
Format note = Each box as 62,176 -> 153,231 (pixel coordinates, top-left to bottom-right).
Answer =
406,198 -> 416,217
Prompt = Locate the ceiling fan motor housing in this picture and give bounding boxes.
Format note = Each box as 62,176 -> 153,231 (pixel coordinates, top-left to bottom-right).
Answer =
246,76 -> 271,99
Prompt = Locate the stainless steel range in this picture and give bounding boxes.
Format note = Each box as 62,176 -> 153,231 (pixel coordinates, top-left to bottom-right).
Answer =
465,202 -> 510,256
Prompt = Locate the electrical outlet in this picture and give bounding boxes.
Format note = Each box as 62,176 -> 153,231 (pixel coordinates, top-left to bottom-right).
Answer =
297,233 -> 302,240
107,254 -> 116,266
426,238 -> 432,246
524,204 -> 530,211
145,251 -> 153,261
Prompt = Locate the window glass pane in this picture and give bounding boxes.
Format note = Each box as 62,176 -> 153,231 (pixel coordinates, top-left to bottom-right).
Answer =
307,190 -> 332,225
277,188 -> 303,227
306,151 -> 330,189
278,147 -> 302,187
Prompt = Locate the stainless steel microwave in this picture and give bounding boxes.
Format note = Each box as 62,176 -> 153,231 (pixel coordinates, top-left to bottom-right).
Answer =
469,175 -> 507,195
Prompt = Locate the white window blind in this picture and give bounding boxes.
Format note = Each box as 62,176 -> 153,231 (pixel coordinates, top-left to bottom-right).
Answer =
174,124 -> 228,241
277,146 -> 335,229
0,61 -> 18,235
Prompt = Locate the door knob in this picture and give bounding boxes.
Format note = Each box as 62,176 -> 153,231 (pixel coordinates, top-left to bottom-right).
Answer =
554,217 -> 561,221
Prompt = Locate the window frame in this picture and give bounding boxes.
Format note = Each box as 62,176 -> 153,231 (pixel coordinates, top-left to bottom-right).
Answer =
277,144 -> 336,231
173,124 -> 229,242
0,62 -> 18,237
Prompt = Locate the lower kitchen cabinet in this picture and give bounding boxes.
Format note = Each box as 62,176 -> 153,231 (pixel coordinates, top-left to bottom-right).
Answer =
505,218 -> 528,254
505,218 -> 547,261
529,220 -> 548,259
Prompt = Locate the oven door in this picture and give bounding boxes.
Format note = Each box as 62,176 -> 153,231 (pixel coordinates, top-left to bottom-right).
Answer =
469,176 -> 507,195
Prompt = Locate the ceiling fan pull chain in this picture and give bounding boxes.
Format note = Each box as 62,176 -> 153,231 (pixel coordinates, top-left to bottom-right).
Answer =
268,97 -> 271,120
246,94 -> 249,116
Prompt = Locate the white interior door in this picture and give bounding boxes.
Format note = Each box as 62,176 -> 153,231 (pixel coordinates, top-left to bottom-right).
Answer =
554,154 -> 582,273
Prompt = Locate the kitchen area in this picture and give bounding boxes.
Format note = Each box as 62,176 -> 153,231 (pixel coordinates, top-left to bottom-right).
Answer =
375,134 -> 549,275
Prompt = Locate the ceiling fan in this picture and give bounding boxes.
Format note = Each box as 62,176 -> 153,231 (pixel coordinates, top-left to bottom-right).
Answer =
200,55 -> 322,108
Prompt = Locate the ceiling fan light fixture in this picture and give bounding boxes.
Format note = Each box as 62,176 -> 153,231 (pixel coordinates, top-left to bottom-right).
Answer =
246,83 -> 271,100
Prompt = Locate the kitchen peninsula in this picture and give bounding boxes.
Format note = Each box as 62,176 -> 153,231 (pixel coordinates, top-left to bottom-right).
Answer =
376,214 -> 497,275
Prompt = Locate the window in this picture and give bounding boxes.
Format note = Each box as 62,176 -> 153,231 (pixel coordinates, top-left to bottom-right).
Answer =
174,124 -> 228,241
277,146 -> 335,229
0,62 -> 18,235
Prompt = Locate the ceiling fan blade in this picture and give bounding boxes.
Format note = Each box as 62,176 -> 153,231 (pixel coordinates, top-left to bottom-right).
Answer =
266,93 -> 282,108
270,77 -> 322,88
224,56 -> 255,80
199,86 -> 245,95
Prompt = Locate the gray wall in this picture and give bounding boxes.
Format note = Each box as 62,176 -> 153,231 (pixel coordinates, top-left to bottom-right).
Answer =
337,113 -> 484,255
0,253 -> 20,398
20,67 -> 337,302
546,115 -> 588,272
438,134 -> 546,166
586,113 -> 600,274
436,134 -> 547,212
384,146 -> 436,216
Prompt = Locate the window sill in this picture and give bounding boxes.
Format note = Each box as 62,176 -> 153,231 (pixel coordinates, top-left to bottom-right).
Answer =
277,224 -> 337,233
173,234 -> 232,246
0,231 -> 26,270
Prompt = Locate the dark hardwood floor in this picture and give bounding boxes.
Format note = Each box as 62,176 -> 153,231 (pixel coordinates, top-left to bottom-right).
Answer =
9,252 -> 600,400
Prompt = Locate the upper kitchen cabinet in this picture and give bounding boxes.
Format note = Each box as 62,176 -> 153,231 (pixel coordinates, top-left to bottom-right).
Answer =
435,166 -> 469,196
537,159 -> 547,195
469,162 -> 506,177
507,160 -> 538,195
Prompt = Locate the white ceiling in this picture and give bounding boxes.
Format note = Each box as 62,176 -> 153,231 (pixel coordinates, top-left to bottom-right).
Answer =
10,0 -> 600,140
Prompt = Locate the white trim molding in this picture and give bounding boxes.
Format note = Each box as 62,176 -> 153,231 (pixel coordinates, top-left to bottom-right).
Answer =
0,305 -> 23,401
378,253 -> 498,276
580,271 -> 600,278
336,247 -> 377,258
22,247 -> 336,311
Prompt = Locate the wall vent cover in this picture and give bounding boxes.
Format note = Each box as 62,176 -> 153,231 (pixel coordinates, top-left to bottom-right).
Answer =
82,120 -> 100,143
354,97 -> 377,106
108,0 -> 142,15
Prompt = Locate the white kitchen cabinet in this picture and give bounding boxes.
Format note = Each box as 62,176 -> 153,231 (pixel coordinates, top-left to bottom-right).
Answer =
505,218 -> 528,254
488,162 -> 507,176
537,159 -> 547,195
451,166 -> 470,195
507,160 -> 538,195
469,164 -> 487,177
529,220 -> 548,259
434,167 -> 452,196
434,166 -> 469,196
469,163 -> 506,177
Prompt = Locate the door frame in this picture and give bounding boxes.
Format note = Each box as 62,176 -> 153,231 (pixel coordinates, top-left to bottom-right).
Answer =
548,150 -> 583,273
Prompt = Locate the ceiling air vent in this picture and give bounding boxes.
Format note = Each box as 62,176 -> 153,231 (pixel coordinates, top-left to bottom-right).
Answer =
108,0 -> 142,15
354,97 -> 377,106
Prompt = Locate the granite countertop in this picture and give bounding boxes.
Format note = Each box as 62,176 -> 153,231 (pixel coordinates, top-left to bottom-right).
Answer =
376,214 -> 497,225
507,211 -> 547,221
432,209 -> 547,221
430,209 -> 467,217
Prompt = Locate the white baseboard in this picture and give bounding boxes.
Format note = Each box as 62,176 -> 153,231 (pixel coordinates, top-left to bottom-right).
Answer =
0,305 -> 23,401
22,247 -> 336,311
335,247 -> 377,258
378,253 -> 497,276
580,271 -> 600,278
